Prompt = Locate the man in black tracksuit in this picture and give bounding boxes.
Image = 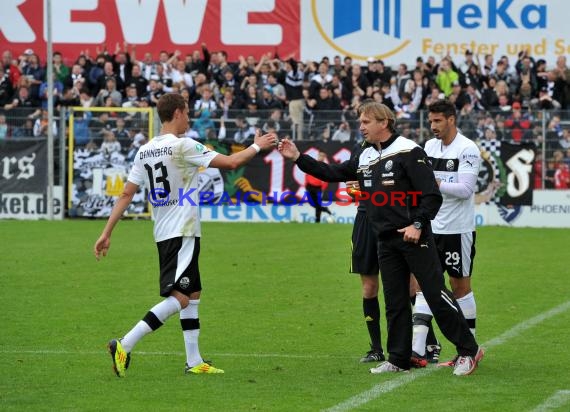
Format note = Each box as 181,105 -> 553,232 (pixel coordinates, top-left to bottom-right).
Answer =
278,101 -> 483,375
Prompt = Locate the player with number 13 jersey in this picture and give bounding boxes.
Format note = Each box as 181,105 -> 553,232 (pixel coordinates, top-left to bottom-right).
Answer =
129,135 -> 217,242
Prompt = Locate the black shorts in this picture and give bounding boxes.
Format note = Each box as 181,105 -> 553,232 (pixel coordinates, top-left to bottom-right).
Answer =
156,236 -> 202,297
434,232 -> 476,279
350,210 -> 380,275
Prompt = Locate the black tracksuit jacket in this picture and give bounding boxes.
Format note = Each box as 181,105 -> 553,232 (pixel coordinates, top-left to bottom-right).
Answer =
295,133 -> 443,237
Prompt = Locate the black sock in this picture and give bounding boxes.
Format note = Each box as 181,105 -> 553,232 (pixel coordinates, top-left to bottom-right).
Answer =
363,297 -> 382,352
426,322 -> 439,346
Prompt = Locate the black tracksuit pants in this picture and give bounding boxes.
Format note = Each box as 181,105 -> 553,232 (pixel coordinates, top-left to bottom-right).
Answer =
378,232 -> 478,370
306,184 -> 331,223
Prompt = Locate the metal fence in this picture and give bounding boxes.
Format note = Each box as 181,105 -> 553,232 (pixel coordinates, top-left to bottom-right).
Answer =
1,107 -> 569,191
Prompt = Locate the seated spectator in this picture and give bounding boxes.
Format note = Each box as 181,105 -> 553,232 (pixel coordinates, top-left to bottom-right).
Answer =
33,109 -> 58,137
554,163 -> 570,188
38,73 -> 64,109
0,66 -> 15,107
96,61 -> 124,96
497,94 -> 513,112
464,83 -> 485,111
21,53 -> 44,97
260,108 -> 286,136
194,85 -> 217,118
112,117 -> 131,147
89,112 -> 113,140
112,43 -> 133,86
558,128 -> 570,150
518,80 -> 533,109
52,51 -> 69,84
75,53 -> 93,82
79,88 -> 94,108
94,78 -> 122,107
258,86 -> 283,113
219,88 -> 244,119
342,63 -> 370,102
545,115 -> 563,151
261,119 -> 280,136
553,150 -> 570,189
331,121 -> 351,142
170,59 -> 194,90
435,58 -> 459,97
4,86 -> 40,121
493,114 -> 508,141
456,102 -> 478,138
393,91 -> 416,119
122,83 -> 140,108
390,77 -> 422,117
126,64 -> 149,99
231,115 -> 256,144
531,86 -> 561,111
100,130 -> 122,156
58,87 -> 80,108
464,63 -> 483,90
219,67 -> 238,93
12,118 -> 34,138
544,159 -> 556,189
191,109 -> 216,140
307,86 -> 342,134
144,76 -> 166,106
2,50 -> 22,88
492,59 -> 515,91
481,76 -> 500,109
73,110 -> 92,146
0,113 -> 9,139
504,102 -> 532,142
126,130 -> 147,161
65,64 -> 87,91
533,152 -> 543,189
398,121 -> 417,141
309,62 -> 333,97
267,72 -> 286,104
448,81 -> 469,110
424,86 -> 444,108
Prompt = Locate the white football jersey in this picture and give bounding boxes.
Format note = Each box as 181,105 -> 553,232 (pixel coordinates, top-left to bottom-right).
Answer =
424,133 -> 480,234
128,133 -> 218,242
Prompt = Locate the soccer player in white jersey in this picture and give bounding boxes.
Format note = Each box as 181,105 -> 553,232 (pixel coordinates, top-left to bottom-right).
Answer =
410,99 -> 481,369
94,93 -> 278,377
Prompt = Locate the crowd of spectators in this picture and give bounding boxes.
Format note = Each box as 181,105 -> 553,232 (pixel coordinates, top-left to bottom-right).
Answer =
1,43 -> 569,188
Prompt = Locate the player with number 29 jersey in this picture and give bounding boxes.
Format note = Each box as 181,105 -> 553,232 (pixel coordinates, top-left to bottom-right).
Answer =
128,134 -> 218,242
424,132 -> 480,234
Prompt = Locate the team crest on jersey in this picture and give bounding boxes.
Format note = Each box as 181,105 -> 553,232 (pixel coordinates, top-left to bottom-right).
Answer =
385,160 -> 393,171
195,143 -> 207,153
179,277 -> 190,289
446,160 -> 454,171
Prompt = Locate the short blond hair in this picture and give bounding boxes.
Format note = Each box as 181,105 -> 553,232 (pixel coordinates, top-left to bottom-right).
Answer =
357,100 -> 396,131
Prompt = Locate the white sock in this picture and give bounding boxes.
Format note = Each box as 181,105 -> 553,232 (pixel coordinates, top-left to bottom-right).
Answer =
121,296 -> 181,353
457,291 -> 477,336
412,292 -> 433,357
180,299 -> 202,367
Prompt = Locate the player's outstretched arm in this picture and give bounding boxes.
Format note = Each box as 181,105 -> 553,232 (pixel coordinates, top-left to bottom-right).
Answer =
94,181 -> 139,260
209,130 -> 277,170
278,138 -> 300,161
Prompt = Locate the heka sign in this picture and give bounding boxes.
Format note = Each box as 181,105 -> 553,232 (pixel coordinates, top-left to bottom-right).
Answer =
0,0 -> 300,60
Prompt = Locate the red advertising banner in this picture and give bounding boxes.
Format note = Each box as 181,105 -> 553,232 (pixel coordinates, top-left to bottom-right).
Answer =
1,0 -> 300,63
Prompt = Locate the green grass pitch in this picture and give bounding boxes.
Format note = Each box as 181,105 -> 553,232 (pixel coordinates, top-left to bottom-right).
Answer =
1,220 -> 569,411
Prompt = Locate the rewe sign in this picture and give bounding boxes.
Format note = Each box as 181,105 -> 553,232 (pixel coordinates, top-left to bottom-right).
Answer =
0,0 -> 299,60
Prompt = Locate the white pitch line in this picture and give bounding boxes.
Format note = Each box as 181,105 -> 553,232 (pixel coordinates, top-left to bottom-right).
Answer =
531,390 -> 570,412
323,300 -> 570,412
0,349 -> 349,360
